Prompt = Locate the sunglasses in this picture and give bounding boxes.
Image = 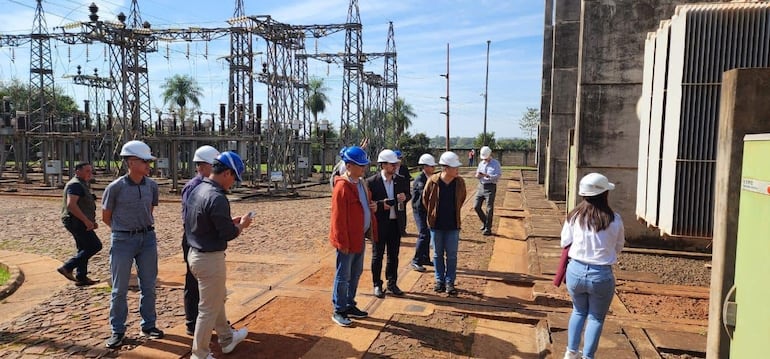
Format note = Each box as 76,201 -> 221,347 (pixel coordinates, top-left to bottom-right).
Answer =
130,157 -> 152,164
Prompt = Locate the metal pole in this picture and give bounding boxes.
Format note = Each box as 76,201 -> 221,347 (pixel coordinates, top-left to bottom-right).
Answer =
445,43 -> 450,151
483,40 -> 490,146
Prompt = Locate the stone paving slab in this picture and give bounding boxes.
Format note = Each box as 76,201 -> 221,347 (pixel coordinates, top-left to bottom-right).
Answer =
0,250 -> 67,326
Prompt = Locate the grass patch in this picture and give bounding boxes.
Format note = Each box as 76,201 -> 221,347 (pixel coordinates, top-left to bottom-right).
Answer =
0,266 -> 10,286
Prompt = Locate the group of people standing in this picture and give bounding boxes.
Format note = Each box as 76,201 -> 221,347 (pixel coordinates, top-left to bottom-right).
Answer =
57,140 -> 251,359
328,145 -> 504,327
55,138 -> 625,358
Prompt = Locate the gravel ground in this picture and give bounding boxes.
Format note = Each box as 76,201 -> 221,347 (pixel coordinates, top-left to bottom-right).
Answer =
617,252 -> 711,287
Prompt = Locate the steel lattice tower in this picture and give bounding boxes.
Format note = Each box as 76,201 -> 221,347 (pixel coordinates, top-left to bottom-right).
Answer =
383,21 -> 398,144
340,0 -> 363,146
227,0 -> 254,135
29,0 -> 55,130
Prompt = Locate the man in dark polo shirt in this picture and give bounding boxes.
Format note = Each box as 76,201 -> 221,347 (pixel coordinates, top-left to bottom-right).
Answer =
184,151 -> 252,358
101,140 -> 162,349
58,162 -> 102,286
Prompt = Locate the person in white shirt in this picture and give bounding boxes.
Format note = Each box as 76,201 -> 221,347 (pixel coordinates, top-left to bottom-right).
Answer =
560,173 -> 625,359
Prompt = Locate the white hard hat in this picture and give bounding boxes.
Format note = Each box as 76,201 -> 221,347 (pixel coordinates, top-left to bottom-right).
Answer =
193,145 -> 220,164
120,140 -> 156,161
480,146 -> 492,159
418,153 -> 436,166
438,151 -> 462,168
377,149 -> 399,164
578,172 -> 615,196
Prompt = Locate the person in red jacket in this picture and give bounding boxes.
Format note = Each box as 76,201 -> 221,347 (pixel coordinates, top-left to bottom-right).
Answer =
329,146 -> 378,327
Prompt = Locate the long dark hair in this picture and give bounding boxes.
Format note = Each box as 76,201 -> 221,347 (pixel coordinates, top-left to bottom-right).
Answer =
566,191 -> 615,232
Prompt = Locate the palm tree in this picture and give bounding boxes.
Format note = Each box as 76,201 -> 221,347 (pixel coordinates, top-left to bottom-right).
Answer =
306,77 -> 330,127
160,74 -> 203,120
391,97 -> 415,139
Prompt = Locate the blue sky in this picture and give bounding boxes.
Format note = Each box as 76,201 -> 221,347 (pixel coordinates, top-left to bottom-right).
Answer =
0,0 -> 544,140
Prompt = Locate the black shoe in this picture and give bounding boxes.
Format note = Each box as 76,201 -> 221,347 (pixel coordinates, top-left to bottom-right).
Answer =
75,277 -> 98,286
374,286 -> 385,298
345,306 -> 369,319
434,282 -> 446,293
419,259 -> 434,266
483,230 -> 492,236
186,328 -> 194,336
446,284 -> 458,296
139,327 -> 164,339
387,285 -> 404,296
411,262 -> 426,272
57,267 -> 76,282
480,226 -> 487,231
105,333 -> 125,348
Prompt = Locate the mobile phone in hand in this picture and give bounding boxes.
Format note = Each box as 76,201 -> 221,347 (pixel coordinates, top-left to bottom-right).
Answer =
247,211 -> 255,219
384,199 -> 396,206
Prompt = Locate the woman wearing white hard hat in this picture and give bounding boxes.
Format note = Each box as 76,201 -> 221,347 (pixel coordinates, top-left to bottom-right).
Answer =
560,173 -> 625,359
421,151 -> 466,295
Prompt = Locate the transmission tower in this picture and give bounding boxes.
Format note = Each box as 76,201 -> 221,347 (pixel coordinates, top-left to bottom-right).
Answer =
383,21 -> 398,144
340,0 -> 363,146
28,0 -> 56,182
227,0 -> 254,135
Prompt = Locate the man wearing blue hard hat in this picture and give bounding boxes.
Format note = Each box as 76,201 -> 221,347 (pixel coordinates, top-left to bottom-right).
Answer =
329,146 -> 377,327
184,151 -> 253,358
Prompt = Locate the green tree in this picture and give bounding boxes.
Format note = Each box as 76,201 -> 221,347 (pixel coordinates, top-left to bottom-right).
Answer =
160,74 -> 203,120
0,79 -> 80,119
473,131 -> 496,150
306,77 -> 330,127
519,107 -> 540,150
396,132 -> 431,166
389,97 -> 416,140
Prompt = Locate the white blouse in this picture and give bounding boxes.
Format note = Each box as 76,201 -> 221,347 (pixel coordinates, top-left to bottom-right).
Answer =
561,213 -> 625,265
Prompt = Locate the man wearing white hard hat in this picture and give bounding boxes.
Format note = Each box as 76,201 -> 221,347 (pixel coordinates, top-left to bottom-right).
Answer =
409,153 -> 437,272
474,146 -> 501,236
102,140 -> 162,348
366,149 -> 412,298
422,151 -> 466,295
180,145 -> 220,335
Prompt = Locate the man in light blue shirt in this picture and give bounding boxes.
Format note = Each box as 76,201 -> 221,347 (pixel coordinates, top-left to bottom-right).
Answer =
474,146 -> 501,236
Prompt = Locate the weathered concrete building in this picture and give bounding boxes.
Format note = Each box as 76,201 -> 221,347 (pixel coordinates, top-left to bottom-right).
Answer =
540,0 -> 725,238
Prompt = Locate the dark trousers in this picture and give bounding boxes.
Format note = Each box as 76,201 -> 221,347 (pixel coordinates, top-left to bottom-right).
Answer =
412,210 -> 431,264
474,183 -> 497,231
62,217 -> 102,280
397,209 -> 407,234
182,234 -> 199,332
371,218 -> 401,288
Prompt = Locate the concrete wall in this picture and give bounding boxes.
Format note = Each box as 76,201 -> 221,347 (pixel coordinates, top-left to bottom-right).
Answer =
537,0 -> 553,184
544,0 -> 580,201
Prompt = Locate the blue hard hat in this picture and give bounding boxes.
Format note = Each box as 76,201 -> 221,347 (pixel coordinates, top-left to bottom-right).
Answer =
394,149 -> 403,158
215,151 -> 245,182
340,146 -> 369,166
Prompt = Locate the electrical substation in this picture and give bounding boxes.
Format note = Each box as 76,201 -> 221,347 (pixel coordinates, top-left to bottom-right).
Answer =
0,0 -> 398,193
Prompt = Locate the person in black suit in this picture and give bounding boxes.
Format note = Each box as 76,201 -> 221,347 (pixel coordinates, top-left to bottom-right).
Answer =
394,150 -> 412,236
367,149 -> 412,298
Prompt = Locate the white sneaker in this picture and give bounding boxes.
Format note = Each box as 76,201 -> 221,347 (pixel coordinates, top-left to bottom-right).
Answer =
221,328 -> 248,354
563,350 -> 580,359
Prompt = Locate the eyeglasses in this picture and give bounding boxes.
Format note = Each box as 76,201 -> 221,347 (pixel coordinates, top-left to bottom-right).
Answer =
130,157 -> 152,164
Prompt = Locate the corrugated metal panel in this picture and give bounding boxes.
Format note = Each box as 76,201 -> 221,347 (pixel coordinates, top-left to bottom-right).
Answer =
637,3 -> 770,237
636,31 -> 656,220
652,3 -> 770,237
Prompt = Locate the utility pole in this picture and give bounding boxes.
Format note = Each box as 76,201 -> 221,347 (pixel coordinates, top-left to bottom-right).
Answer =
483,40 -> 490,146
440,43 -> 450,152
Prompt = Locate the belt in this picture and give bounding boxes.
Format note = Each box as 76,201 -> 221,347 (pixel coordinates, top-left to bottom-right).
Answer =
115,226 -> 155,235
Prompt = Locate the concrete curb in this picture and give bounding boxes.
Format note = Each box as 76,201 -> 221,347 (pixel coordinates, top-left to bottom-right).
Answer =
0,261 -> 24,300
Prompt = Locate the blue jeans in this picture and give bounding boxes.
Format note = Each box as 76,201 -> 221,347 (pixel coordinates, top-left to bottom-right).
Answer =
430,229 -> 459,285
412,210 -> 431,264
565,260 -> 615,359
109,230 -> 159,334
333,247 -> 365,313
